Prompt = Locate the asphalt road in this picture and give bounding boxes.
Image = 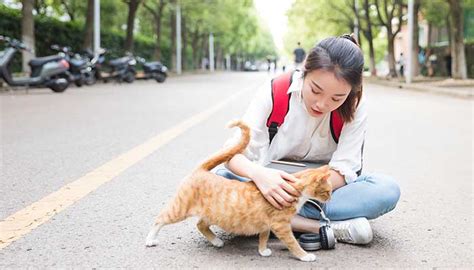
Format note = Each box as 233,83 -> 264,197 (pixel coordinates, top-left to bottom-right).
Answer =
0,72 -> 472,268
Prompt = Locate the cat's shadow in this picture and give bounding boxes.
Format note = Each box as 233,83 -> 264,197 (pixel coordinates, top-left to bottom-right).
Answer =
210,228 -> 399,253
212,230 -> 289,254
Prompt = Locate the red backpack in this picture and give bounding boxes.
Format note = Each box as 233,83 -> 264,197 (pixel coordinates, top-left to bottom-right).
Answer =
266,71 -> 344,144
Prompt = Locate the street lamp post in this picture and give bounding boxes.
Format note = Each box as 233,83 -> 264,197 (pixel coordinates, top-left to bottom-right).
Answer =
209,33 -> 214,72
94,0 -> 100,57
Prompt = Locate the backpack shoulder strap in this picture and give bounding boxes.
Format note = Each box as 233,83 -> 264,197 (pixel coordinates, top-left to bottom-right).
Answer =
330,110 -> 344,143
266,71 -> 294,144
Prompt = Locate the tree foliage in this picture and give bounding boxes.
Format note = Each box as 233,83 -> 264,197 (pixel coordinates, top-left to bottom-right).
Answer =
1,0 -> 274,70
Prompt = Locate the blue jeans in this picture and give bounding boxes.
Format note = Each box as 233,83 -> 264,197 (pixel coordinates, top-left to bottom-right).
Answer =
214,168 -> 401,221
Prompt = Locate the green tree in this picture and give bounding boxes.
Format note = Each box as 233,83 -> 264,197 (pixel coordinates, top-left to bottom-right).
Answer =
143,0 -> 168,60
284,0 -> 349,61
124,0 -> 142,52
374,0 -> 404,78
361,0 -> 377,75
83,0 -> 93,49
447,0 -> 468,79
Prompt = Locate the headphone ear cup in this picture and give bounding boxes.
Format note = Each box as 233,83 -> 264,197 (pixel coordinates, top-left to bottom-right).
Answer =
319,226 -> 330,250
320,226 -> 336,249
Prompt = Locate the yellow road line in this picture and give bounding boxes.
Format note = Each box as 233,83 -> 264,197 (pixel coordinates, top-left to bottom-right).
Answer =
0,86 -> 254,249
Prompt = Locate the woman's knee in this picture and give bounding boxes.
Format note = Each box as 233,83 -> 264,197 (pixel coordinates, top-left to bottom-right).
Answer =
364,174 -> 401,218
379,175 -> 401,207
214,168 -> 249,182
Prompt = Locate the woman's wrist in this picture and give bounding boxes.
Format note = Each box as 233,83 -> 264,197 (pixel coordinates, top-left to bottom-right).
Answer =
227,154 -> 262,181
246,163 -> 263,182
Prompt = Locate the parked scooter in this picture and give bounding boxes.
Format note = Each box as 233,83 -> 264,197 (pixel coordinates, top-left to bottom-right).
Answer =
0,36 -> 70,92
135,56 -> 167,83
50,44 -> 95,87
87,49 -> 136,83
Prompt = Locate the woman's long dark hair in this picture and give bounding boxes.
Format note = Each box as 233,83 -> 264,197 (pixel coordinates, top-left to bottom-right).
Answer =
303,34 -> 364,122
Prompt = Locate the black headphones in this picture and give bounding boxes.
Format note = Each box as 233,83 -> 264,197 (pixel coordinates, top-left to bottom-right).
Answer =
298,200 -> 336,250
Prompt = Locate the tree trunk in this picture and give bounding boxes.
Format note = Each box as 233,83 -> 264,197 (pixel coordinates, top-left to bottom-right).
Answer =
448,0 -> 466,79
21,0 -> 35,74
153,15 -> 162,60
181,15 -> 187,70
427,23 -> 432,46
387,34 -> 398,78
363,0 -> 376,76
374,0 -> 403,78
154,1 -> 166,61
412,0 -> 420,76
83,0 -> 94,50
153,11 -> 163,60
366,33 -> 376,76
216,44 -> 223,70
199,36 -> 208,70
191,30 -> 200,69
124,0 -> 140,52
446,15 -> 451,46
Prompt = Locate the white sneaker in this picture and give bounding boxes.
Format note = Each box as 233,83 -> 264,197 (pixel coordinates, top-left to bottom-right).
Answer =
327,217 -> 373,244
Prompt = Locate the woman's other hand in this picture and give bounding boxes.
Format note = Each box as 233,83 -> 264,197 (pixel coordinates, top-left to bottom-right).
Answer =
249,167 -> 301,209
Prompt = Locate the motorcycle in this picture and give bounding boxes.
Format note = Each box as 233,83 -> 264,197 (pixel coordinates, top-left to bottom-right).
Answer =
50,44 -> 95,87
135,56 -> 167,83
87,49 -> 136,83
0,36 -> 70,92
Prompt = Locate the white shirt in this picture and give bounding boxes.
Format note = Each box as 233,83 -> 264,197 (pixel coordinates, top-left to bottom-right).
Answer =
225,71 -> 368,183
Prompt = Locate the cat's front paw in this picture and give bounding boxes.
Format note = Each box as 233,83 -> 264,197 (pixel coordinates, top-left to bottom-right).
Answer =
299,253 -> 316,262
259,248 -> 272,257
210,237 -> 224,248
145,238 -> 159,247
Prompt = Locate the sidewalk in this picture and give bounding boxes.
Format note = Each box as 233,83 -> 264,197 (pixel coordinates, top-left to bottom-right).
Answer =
365,76 -> 474,99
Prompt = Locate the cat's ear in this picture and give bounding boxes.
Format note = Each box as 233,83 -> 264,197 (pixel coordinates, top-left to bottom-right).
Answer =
320,172 -> 331,181
317,166 -> 331,182
318,165 -> 330,173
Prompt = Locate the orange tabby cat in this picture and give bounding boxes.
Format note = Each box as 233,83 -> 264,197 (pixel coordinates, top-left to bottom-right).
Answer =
145,121 -> 332,262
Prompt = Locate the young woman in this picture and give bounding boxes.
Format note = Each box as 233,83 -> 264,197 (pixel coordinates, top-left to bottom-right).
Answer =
216,34 -> 400,245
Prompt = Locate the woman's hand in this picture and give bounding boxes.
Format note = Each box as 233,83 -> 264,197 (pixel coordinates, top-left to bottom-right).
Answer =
249,167 -> 301,210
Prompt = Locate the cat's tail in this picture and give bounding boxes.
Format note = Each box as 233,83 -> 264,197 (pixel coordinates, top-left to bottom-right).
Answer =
198,120 -> 250,171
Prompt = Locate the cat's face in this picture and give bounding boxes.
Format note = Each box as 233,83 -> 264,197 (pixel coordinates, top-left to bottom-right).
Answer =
301,166 -> 332,202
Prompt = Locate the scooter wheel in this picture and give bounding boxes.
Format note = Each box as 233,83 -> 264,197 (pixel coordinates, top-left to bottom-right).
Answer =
74,79 -> 84,87
155,73 -> 166,83
124,71 -> 135,83
48,75 -> 70,93
85,75 -> 96,86
50,84 -> 68,93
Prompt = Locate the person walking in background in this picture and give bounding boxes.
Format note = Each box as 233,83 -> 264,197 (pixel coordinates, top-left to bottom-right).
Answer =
398,53 -> 405,77
426,49 -> 437,77
293,42 -> 306,70
418,47 -> 426,76
266,56 -> 272,73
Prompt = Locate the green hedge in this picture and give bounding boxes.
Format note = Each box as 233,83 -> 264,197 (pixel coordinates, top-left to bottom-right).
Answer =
0,5 -> 169,73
